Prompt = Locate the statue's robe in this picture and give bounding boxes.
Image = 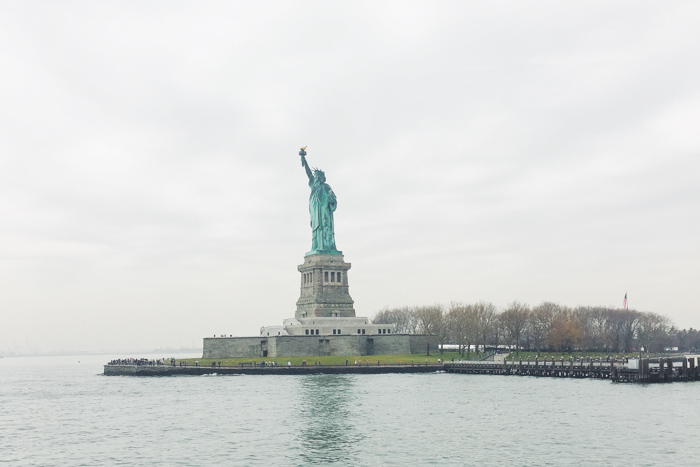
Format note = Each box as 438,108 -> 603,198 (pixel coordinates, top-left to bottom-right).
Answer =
309,179 -> 337,252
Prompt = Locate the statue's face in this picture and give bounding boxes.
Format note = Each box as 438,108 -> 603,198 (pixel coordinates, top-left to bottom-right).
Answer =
316,173 -> 326,183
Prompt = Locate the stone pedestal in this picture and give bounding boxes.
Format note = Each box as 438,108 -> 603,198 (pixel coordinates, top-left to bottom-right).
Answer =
296,253 -> 355,319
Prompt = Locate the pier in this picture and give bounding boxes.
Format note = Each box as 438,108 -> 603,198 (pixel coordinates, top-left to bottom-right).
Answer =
444,355 -> 700,383
610,356 -> 700,383
444,357 -> 614,379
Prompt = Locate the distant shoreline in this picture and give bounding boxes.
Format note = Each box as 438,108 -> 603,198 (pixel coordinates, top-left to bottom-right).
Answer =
1,349 -> 202,358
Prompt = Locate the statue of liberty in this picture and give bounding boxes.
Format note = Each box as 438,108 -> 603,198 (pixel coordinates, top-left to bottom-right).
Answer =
299,147 -> 340,256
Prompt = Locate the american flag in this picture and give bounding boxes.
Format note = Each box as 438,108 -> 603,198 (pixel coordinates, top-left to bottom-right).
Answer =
623,293 -> 627,309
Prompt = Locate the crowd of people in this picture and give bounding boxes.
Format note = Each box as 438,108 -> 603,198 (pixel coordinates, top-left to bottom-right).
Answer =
107,358 -> 167,366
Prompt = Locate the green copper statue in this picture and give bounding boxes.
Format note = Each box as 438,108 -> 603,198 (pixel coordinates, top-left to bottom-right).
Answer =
299,147 -> 341,256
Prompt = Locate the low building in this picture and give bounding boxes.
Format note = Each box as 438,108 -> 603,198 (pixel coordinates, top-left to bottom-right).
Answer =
203,253 -> 436,358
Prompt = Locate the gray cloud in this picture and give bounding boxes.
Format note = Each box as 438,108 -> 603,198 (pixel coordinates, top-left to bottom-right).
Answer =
1,1 -> 699,353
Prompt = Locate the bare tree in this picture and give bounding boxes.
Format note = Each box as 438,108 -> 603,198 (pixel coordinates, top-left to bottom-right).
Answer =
676,328 -> 700,352
500,301 -> 530,355
529,302 -> 559,352
447,302 -> 476,358
415,305 -> 448,352
637,312 -> 671,353
585,306 -> 611,352
620,309 -> 640,353
372,306 -> 418,334
375,300 -> 685,356
473,301 -> 498,354
573,307 -> 597,351
547,306 -> 581,352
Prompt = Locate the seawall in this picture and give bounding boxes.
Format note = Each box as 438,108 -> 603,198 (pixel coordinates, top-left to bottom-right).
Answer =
104,363 -> 443,376
104,357 -> 700,383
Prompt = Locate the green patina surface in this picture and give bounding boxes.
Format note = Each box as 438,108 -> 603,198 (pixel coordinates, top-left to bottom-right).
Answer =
300,148 -> 342,256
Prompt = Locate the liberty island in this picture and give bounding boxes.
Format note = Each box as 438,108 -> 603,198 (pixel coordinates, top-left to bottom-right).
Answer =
103,149 -> 699,381
199,147 -> 436,359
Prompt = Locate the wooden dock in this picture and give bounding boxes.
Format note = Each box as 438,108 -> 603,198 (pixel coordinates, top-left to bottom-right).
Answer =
444,358 -> 613,379
610,356 -> 700,383
444,355 -> 700,383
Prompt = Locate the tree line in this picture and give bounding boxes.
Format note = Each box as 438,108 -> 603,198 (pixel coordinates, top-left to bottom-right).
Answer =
372,302 -> 700,356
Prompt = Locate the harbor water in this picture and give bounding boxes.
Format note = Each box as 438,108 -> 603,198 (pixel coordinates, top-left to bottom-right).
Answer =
1,354 -> 699,466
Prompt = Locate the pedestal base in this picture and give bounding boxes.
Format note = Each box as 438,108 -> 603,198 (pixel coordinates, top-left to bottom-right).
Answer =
296,253 -> 354,319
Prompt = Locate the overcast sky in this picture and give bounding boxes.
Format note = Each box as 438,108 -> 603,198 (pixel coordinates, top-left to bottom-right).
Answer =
1,1 -> 699,354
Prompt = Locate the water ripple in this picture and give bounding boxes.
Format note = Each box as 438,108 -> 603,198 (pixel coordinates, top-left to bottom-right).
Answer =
1,356 -> 699,466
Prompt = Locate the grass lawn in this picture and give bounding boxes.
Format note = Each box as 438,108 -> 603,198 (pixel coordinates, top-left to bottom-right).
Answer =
169,351 -> 641,367
174,351 -> 471,367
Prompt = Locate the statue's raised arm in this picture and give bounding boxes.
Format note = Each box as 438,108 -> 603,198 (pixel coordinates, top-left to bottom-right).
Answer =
299,146 -> 313,182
